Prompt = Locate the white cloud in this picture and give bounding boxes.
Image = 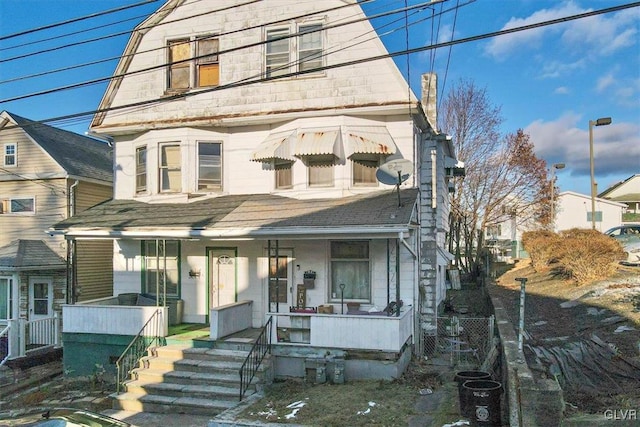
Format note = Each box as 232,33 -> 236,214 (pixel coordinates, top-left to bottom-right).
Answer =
484,2 -> 638,60
596,73 -> 616,93
525,113 -> 640,179
554,86 -> 570,95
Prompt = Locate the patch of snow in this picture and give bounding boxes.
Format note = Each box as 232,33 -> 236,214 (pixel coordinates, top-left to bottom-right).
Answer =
357,401 -> 377,415
532,320 -> 548,326
442,420 -> 470,426
586,307 -> 607,316
560,300 -> 580,308
614,325 -> 636,333
284,399 -> 307,419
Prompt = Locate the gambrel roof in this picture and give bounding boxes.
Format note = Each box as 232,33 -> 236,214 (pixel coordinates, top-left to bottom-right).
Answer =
51,188 -> 419,239
1,111 -> 113,183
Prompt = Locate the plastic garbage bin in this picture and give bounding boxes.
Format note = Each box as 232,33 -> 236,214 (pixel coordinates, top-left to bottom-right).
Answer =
167,299 -> 184,326
455,370 -> 491,417
461,379 -> 502,426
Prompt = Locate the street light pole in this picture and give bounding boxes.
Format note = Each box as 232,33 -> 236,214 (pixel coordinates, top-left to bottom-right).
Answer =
550,163 -> 565,231
588,117 -> 612,230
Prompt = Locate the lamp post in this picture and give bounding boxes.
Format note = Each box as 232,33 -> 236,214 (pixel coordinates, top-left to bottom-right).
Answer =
588,117 -> 612,229
550,163 -> 565,231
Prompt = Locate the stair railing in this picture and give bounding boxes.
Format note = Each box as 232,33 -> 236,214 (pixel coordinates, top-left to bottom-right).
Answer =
116,308 -> 165,393
239,316 -> 273,401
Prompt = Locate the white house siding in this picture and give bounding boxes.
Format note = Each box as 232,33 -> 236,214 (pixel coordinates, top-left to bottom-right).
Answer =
556,191 -> 625,232
113,236 -> 417,326
94,0 -> 415,132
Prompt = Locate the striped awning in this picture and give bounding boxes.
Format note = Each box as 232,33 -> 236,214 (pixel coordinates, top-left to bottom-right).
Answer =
250,130 -> 297,162
294,128 -> 341,157
345,126 -> 397,158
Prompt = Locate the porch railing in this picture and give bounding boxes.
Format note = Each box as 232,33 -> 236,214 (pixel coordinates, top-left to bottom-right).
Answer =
116,309 -> 165,393
239,316 -> 272,401
0,315 -> 60,366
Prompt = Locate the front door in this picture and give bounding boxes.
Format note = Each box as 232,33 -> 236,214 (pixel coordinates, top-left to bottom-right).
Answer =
28,278 -> 53,346
208,248 -> 237,309
267,248 -> 293,313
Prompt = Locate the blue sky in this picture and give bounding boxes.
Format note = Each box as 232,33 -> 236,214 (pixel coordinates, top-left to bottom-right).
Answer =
0,0 -> 638,196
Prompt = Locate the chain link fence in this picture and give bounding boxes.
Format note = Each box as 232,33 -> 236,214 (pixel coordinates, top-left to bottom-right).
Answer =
423,315 -> 495,367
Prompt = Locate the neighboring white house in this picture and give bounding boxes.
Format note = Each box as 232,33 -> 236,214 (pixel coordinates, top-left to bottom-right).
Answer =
51,0 -> 459,379
599,174 -> 640,216
556,191 -> 626,232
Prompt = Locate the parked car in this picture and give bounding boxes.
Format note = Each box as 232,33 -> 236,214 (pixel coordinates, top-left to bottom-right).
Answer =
604,225 -> 640,245
0,408 -> 134,426
621,240 -> 640,266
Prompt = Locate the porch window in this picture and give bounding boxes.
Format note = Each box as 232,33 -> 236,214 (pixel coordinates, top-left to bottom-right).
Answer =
198,142 -> 222,191
269,256 -> 288,303
159,144 -> 181,193
275,161 -> 292,189
352,158 -> 379,186
330,241 -> 370,302
0,277 -> 13,320
0,197 -> 35,214
135,145 -> 147,194
308,156 -> 334,187
3,143 -> 16,167
143,240 -> 180,298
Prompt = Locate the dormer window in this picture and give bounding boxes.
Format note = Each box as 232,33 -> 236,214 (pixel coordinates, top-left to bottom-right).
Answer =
168,36 -> 219,91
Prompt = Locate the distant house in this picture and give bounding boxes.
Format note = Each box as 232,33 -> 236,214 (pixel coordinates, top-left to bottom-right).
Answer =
0,111 -> 113,361
599,174 -> 640,219
50,0 -> 459,386
555,191 -> 626,232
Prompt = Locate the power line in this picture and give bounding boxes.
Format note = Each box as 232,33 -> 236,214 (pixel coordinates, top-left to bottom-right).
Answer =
0,0 -> 437,104
0,0 -> 160,41
5,1 -> 639,131
0,0 -> 378,86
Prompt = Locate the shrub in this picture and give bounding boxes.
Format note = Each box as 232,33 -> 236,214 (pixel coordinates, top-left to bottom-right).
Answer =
556,228 -> 625,285
522,230 -> 561,271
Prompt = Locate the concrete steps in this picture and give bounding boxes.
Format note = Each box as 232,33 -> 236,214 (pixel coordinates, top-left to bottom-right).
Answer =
112,344 -> 269,416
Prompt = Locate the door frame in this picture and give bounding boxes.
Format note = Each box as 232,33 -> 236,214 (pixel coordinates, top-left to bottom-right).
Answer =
206,246 -> 238,320
264,246 -> 294,314
28,277 -> 53,320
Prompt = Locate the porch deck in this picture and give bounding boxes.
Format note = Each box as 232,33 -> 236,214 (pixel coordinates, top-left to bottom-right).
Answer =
166,324 -> 262,348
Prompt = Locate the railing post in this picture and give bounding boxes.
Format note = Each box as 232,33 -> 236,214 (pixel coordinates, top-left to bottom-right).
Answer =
18,318 -> 26,357
54,312 -> 61,347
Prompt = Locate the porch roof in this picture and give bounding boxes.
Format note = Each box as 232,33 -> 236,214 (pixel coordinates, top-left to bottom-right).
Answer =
0,240 -> 66,271
50,189 -> 419,239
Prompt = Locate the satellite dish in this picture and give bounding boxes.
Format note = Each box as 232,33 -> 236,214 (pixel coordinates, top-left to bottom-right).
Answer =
376,159 -> 413,185
376,159 -> 413,207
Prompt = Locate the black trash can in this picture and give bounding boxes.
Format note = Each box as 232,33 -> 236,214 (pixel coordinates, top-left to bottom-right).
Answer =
461,379 -> 502,426
455,371 -> 491,417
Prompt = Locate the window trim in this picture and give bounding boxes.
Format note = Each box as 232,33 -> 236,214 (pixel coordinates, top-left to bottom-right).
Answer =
167,35 -> 220,92
158,143 -> 182,193
329,240 -> 371,303
1,196 -> 36,215
264,21 -> 325,79
3,143 -> 16,167
197,141 -> 223,192
135,145 -> 147,194
141,240 -> 181,299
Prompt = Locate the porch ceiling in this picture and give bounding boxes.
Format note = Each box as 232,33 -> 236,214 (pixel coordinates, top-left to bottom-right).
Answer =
49,189 -> 419,239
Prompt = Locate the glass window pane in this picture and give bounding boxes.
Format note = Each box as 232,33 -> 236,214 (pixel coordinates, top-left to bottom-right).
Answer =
353,159 -> 378,186
136,146 -> 147,193
11,198 -> 34,213
330,241 -> 370,301
197,38 -> 219,63
275,163 -> 292,189
198,142 -> 222,190
144,240 -> 180,298
266,29 -> 290,77
160,145 -> 181,192
299,25 -> 322,72
308,160 -> 333,187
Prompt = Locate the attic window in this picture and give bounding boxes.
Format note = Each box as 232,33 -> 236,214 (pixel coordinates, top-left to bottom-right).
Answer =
167,36 -> 219,91
3,143 -> 16,167
265,22 -> 324,78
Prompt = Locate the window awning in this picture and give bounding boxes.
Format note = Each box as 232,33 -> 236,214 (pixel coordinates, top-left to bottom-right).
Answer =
294,128 -> 341,157
345,126 -> 397,158
250,130 -> 297,162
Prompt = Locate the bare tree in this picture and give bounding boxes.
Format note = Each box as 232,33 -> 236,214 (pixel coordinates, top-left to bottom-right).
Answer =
440,79 -> 548,275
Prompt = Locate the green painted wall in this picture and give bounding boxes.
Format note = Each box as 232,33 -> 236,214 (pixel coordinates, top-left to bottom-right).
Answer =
62,333 -> 134,378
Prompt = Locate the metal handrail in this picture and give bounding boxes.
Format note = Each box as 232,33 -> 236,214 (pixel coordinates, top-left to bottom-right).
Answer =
115,309 -> 165,393
239,316 -> 272,401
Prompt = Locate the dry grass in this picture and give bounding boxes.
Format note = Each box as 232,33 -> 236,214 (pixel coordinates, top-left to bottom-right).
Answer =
238,360 -> 443,426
